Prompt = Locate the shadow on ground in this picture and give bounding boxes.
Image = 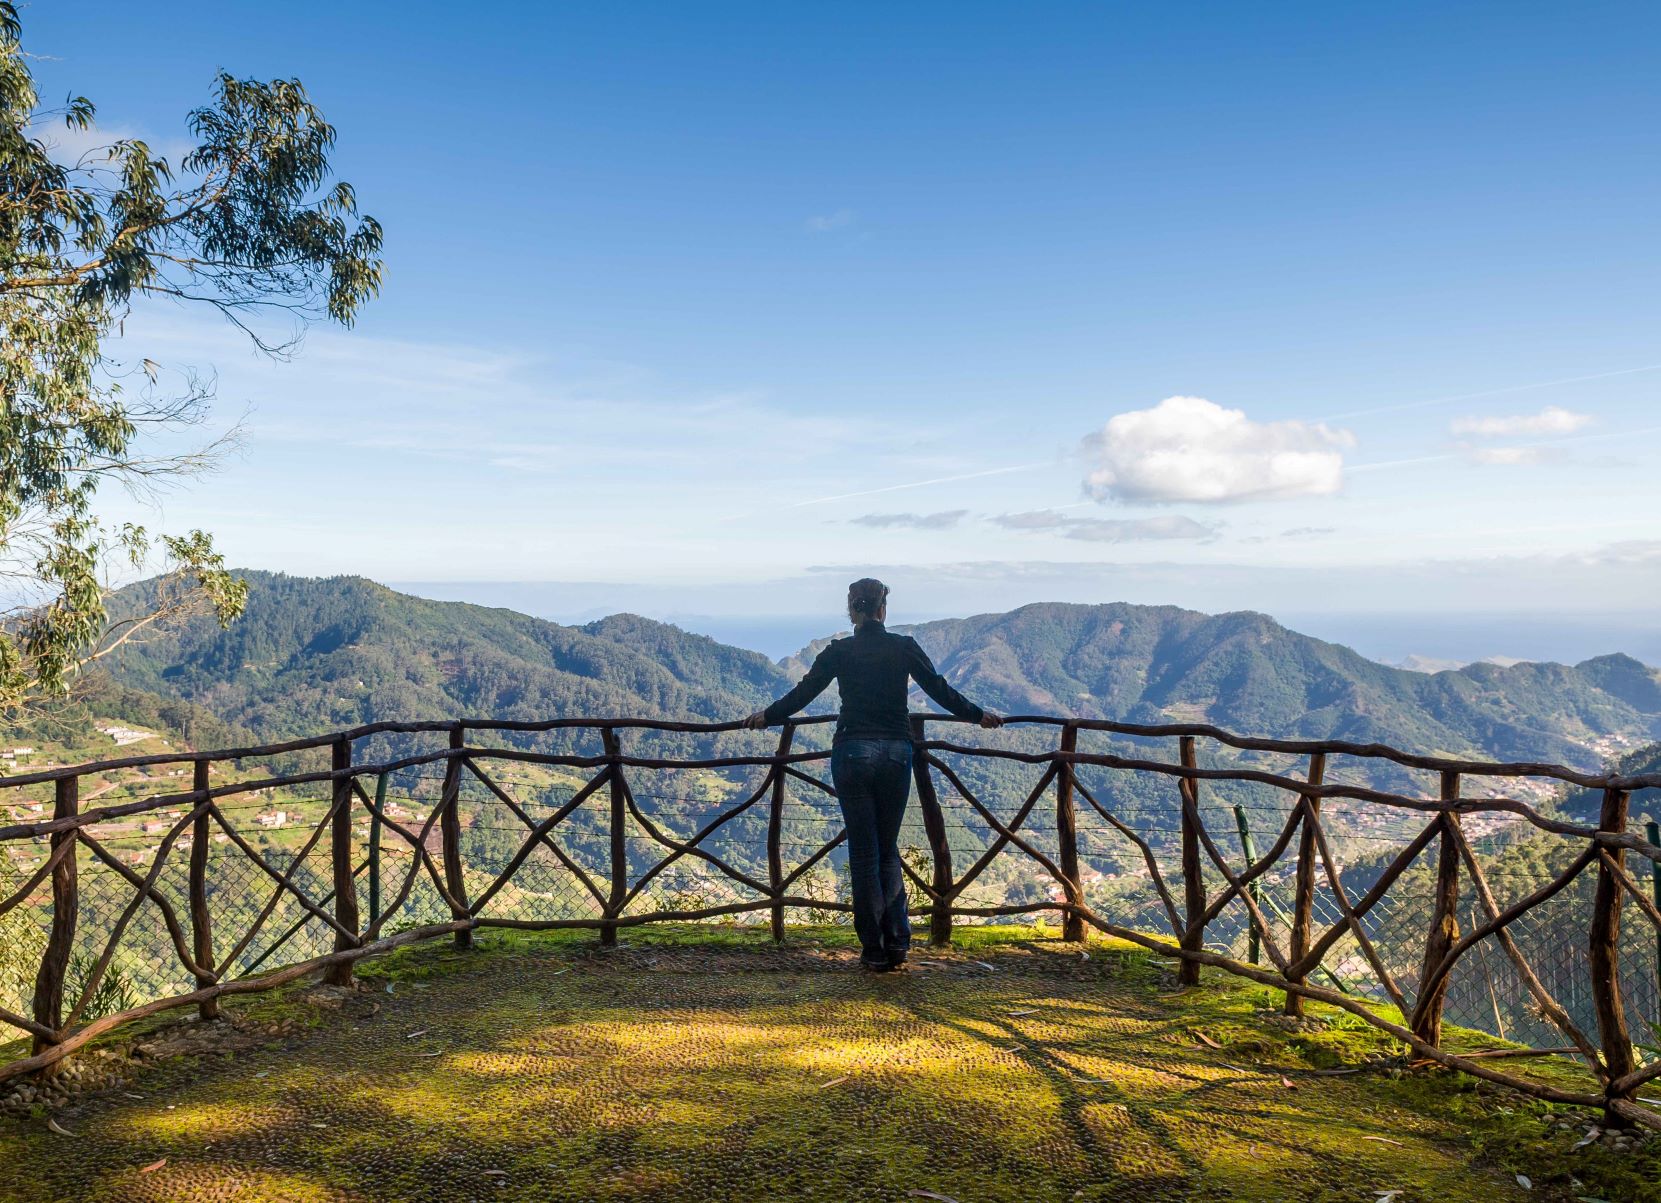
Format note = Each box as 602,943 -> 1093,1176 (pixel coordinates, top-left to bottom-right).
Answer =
0,928 -> 1603,1202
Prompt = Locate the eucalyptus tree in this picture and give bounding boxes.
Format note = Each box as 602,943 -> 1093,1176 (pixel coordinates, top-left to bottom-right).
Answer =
0,2 -> 383,714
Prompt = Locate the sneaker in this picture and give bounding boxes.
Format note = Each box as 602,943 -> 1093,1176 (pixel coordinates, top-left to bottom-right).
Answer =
887,950 -> 909,969
859,956 -> 893,973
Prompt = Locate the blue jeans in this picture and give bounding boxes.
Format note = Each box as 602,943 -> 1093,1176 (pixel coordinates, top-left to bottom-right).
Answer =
831,738 -> 914,963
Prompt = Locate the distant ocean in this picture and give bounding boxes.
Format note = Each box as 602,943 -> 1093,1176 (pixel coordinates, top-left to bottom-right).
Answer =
1278,612 -> 1661,670
392,581 -> 1660,669
672,611 -> 1661,668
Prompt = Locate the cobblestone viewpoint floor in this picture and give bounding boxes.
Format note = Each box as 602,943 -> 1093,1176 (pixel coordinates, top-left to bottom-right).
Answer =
0,931 -> 1556,1203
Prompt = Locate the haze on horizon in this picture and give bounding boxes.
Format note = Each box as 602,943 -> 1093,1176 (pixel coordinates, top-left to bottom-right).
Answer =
32,2 -> 1661,664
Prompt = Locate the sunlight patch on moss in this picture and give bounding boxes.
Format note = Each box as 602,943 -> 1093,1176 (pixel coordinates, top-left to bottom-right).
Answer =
5,927 -> 1643,1202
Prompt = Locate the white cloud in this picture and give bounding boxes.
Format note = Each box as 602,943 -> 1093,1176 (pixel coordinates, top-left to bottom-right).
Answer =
1578,540 -> 1661,566
1064,516 -> 1220,543
37,119 -> 194,171
1465,446 -> 1548,467
1450,406 -> 1593,437
1242,526 -> 1338,545
1083,396 -> 1354,504
993,510 -> 1219,543
850,510 -> 968,530
131,310 -> 935,477
805,209 -> 855,233
992,510 -> 1071,531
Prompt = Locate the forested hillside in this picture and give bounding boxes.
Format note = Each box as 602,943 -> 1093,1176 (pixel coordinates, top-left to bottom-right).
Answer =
1556,740 -> 1661,825
806,602 -> 1661,769
90,576 -> 1661,772
102,573 -> 794,739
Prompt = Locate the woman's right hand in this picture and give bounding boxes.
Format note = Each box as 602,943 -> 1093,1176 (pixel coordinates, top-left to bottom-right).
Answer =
742,710 -> 770,730
979,712 -> 1005,729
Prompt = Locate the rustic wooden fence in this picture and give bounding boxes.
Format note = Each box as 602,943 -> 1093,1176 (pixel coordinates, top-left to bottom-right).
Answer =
0,714 -> 1658,1128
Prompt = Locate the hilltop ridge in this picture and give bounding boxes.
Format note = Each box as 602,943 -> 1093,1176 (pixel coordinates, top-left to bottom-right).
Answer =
786,600 -> 1660,768
101,572 -> 794,739
88,574 -> 1661,770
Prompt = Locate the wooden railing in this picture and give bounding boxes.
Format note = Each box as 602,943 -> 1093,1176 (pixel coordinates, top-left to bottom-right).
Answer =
0,714 -> 1658,1128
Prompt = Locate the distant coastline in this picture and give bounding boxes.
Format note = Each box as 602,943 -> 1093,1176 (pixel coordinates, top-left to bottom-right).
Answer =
388,580 -> 1660,668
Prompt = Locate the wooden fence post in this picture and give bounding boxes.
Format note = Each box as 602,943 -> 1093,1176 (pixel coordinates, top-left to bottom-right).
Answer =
31,775 -> 78,1067
910,715 -> 954,947
1285,751 -> 1327,1016
188,759 -> 218,1020
368,772 -> 387,929
1649,818 -> 1660,1016
1233,803 -> 1260,966
325,737 -> 361,985
1590,787 -> 1636,1117
601,727 -> 625,947
1055,723 -> 1084,942
1411,771 -> 1462,1045
1178,736 -> 1205,986
439,725 -> 471,950
767,725 -> 794,941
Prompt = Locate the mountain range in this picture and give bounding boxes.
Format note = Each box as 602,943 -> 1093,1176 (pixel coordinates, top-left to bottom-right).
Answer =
82,572 -> 1661,776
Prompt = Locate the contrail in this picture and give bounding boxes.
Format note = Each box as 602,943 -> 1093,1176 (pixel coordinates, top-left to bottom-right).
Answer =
782,462 -> 1048,508
1348,452 -> 1459,473
1320,362 -> 1661,423
1347,421 -> 1661,473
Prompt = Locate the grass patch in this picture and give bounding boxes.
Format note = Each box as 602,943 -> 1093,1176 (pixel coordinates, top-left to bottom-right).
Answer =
0,927 -> 1654,1202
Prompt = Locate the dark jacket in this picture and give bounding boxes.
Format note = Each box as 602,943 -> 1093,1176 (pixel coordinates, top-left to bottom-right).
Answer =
762,620 -> 985,742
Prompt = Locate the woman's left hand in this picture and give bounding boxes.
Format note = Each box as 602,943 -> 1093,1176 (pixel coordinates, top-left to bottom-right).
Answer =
742,710 -> 770,730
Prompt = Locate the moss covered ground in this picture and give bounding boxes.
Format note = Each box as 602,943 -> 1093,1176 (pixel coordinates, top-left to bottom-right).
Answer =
0,925 -> 1653,1202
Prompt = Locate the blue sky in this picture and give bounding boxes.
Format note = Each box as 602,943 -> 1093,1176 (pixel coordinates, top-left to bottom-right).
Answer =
30,2 -> 1661,658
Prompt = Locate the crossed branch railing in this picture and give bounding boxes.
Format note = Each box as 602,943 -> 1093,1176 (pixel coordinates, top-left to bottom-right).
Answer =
1,714 -> 1658,1129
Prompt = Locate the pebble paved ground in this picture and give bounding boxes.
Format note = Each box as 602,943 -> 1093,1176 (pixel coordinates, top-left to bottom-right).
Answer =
0,933 -> 1542,1202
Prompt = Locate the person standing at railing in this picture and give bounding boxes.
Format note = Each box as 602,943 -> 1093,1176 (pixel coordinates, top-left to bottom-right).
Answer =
744,578 -> 1003,972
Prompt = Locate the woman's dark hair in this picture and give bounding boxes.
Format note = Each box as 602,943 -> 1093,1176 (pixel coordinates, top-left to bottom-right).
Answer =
847,577 -> 889,622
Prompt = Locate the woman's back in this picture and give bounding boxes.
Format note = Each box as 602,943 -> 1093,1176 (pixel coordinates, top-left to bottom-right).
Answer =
744,577 -> 1001,973
760,616 -> 986,743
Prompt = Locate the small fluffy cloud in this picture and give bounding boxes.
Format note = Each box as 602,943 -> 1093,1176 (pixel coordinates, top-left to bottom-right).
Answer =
992,510 -> 1070,531
1465,446 -> 1550,466
1065,516 -> 1221,543
1083,396 -> 1353,504
993,511 -> 1219,543
805,209 -> 856,233
1583,540 -> 1661,565
1450,406 -> 1592,437
850,510 -> 967,530
40,120 -> 195,171
1242,526 -> 1338,545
